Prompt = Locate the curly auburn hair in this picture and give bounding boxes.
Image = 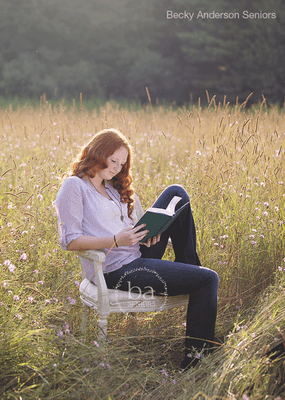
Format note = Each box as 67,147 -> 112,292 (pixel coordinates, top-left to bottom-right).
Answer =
69,129 -> 134,218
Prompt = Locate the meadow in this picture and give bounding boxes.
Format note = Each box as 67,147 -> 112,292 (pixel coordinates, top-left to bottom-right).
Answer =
0,97 -> 284,399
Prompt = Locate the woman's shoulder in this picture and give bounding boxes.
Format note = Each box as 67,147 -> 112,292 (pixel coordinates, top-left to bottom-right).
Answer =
58,176 -> 86,193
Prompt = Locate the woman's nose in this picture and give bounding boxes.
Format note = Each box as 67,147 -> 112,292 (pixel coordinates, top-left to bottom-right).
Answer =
114,162 -> 121,171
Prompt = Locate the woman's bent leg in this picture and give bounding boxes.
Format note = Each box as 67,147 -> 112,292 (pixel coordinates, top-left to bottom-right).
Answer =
139,184 -> 201,266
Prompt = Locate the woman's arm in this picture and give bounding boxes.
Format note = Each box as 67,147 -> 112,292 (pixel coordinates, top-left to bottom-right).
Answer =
67,224 -> 149,251
67,235 -> 115,251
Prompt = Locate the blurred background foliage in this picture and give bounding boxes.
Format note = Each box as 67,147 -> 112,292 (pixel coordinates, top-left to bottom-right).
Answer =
0,0 -> 284,105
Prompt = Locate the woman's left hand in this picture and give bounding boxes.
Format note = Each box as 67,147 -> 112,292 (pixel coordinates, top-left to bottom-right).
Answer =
140,234 -> 161,247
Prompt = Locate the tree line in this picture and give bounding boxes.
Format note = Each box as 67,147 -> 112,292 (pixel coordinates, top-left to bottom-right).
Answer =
1,0 -> 284,105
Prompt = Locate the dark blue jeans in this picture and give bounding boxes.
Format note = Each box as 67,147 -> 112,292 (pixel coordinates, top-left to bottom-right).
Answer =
105,185 -> 219,352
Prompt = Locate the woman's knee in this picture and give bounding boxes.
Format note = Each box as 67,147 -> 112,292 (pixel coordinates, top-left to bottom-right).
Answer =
163,184 -> 189,202
202,267 -> 219,289
209,269 -> 219,290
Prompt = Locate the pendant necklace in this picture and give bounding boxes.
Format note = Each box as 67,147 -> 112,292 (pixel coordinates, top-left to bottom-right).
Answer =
88,177 -> 124,222
106,187 -> 124,222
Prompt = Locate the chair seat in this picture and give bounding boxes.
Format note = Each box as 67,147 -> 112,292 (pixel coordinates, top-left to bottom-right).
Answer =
80,278 -> 189,313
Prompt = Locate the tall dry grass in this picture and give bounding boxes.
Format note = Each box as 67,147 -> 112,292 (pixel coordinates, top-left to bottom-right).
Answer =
0,98 -> 284,399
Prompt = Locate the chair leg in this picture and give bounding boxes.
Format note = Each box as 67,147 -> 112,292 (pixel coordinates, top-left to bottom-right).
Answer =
81,303 -> 89,336
98,315 -> 108,341
128,313 -> 138,337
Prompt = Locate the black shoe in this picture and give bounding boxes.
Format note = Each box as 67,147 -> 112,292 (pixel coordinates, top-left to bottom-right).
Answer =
180,354 -> 201,372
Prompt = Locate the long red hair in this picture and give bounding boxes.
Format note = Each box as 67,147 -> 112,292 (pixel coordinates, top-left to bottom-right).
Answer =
68,129 -> 134,218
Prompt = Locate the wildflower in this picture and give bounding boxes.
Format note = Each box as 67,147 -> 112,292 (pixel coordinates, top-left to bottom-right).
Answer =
4,260 -> 11,266
8,264 -> 16,273
263,211 -> 268,217
275,206 -> 279,211
15,313 -> 22,320
252,333 -> 256,338
162,344 -> 166,348
13,295 -> 20,301
106,364 -> 111,370
84,368 -> 89,373
33,269 -> 39,274
94,341 -> 99,347
38,281 -> 44,285
260,182 -> 265,187
162,379 -> 166,384
278,266 -> 283,271
161,369 -> 168,377
196,151 -> 201,156
57,330 -> 63,337
8,290 -> 13,295
74,281 -> 80,287
213,242 -> 219,246
99,363 -> 105,368
20,253 -> 27,261
3,282 -> 8,288
251,241 -> 257,245
7,222 -> 12,227
172,379 -> 176,384
195,353 -> 201,359
182,322 -> 186,327
263,202 -> 269,207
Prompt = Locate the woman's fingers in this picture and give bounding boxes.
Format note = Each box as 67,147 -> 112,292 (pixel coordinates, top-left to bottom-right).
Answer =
132,223 -> 147,233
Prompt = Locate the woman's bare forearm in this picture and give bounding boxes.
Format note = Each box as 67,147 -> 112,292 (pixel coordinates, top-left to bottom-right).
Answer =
66,235 -> 115,251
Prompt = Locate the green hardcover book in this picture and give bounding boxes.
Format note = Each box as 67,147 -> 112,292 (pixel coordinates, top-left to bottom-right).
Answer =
134,196 -> 189,243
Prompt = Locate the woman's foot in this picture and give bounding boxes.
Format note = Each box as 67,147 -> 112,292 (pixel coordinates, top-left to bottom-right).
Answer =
180,352 -> 201,372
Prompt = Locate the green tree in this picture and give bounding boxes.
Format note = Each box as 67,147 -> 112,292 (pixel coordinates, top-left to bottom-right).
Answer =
177,0 -> 285,104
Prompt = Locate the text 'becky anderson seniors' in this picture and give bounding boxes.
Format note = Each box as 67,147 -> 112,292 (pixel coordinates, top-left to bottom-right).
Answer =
166,10 -> 277,20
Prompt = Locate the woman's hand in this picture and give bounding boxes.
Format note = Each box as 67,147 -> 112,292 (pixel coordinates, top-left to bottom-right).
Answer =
140,234 -> 161,247
116,224 -> 149,247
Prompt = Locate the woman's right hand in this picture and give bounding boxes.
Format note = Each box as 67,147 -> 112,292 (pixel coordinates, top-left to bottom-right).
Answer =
116,224 -> 148,247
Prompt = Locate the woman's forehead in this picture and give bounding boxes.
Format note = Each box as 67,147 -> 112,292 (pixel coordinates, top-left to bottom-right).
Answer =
110,146 -> 128,161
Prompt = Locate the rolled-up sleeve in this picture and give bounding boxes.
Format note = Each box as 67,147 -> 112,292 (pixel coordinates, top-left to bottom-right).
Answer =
55,178 -> 84,250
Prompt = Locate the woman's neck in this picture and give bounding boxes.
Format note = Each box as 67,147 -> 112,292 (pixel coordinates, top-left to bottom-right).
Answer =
89,174 -> 104,188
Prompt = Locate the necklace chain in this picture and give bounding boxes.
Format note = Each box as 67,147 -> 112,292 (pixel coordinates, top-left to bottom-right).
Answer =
87,177 -> 124,222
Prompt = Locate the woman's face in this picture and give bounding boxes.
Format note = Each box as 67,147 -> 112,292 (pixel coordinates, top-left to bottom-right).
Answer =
97,146 -> 129,181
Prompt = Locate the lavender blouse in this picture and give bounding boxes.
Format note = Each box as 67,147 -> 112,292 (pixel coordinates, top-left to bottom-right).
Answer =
55,176 -> 142,280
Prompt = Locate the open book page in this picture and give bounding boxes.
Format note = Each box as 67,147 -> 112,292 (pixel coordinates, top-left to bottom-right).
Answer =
147,196 -> 182,216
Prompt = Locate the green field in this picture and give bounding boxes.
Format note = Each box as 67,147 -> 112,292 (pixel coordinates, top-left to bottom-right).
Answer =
0,99 -> 284,399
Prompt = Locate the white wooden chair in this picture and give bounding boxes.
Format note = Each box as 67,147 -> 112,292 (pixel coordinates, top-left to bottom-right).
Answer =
76,196 -> 189,340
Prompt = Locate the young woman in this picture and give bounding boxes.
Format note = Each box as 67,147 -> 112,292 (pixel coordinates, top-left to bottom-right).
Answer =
55,128 -> 219,370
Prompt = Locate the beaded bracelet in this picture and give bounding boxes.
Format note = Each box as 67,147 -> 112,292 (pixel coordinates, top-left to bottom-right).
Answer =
114,235 -> 119,247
